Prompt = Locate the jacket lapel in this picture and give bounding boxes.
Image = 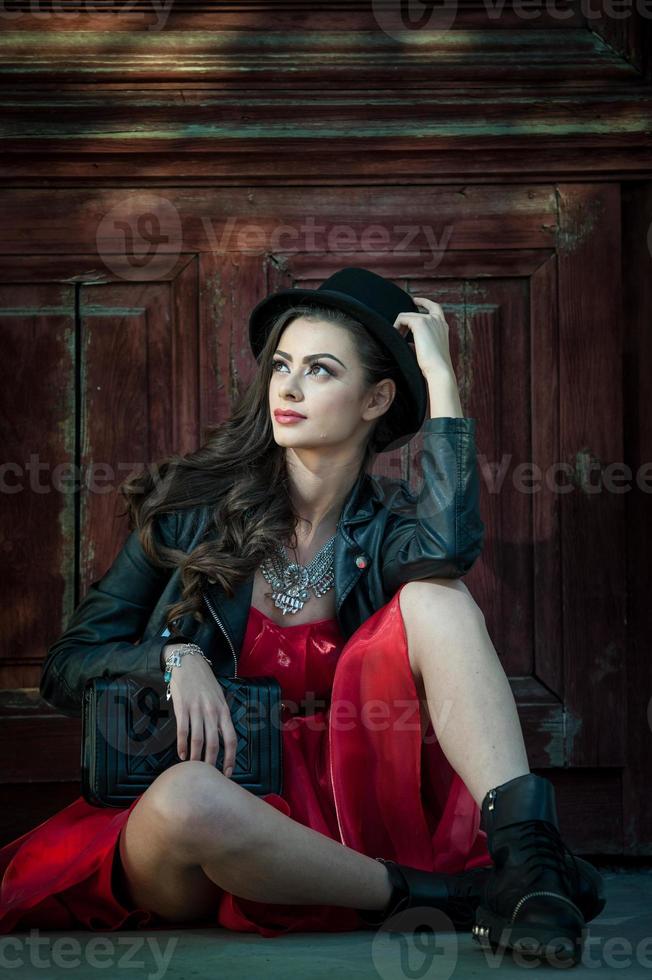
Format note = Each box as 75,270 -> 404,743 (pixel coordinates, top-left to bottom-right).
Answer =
203,575 -> 253,654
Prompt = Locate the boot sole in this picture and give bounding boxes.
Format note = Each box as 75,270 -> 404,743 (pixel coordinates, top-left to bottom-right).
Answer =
472,905 -> 584,966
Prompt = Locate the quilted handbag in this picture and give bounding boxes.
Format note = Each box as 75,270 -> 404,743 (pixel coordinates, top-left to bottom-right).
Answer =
81,670 -> 283,807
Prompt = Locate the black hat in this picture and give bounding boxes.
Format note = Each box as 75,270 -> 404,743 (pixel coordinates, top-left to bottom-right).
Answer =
248,267 -> 427,452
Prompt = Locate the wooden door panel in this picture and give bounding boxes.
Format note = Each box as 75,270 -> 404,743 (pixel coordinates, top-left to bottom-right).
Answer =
0,283 -> 76,689
0,257 -> 200,694
557,185 -> 626,769
0,183 -> 629,852
79,271 -> 199,592
198,251 -> 268,435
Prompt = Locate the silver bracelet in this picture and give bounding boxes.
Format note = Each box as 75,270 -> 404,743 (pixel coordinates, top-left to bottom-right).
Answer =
163,642 -> 213,701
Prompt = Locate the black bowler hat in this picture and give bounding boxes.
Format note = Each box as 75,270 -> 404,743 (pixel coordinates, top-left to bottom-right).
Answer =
248,267 -> 428,451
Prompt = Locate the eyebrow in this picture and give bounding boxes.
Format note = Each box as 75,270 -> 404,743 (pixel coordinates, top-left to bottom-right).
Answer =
274,349 -> 347,369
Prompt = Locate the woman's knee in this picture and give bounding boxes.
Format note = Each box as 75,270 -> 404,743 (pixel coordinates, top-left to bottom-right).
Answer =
145,762 -> 247,855
399,576 -> 485,626
117,767 -> 228,922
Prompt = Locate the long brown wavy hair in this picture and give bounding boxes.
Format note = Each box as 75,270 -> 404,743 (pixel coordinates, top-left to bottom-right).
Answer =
118,302 -> 413,636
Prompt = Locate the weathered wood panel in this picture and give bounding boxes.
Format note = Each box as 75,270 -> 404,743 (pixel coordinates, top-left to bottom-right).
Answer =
1,6 -> 651,181
557,183 -> 626,768
0,263 -> 200,691
0,285 -> 76,688
0,29 -> 639,84
621,180 -> 652,856
1,1 -> 649,855
0,185 -> 560,254
78,273 -> 200,590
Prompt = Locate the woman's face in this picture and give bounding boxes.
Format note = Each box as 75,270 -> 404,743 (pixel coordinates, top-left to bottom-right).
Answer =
268,316 -> 394,455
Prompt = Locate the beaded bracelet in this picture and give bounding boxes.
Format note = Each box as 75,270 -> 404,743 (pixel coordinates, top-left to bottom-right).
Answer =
163,642 -> 213,701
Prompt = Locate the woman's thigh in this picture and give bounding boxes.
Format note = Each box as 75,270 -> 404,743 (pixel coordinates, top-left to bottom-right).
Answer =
397,577 -> 483,737
114,762 -> 232,923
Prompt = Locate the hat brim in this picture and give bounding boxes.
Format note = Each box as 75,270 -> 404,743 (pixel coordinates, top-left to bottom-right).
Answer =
248,287 -> 427,449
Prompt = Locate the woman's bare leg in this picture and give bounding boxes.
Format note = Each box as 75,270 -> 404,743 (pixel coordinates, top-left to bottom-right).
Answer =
116,761 -> 394,921
399,577 -> 531,808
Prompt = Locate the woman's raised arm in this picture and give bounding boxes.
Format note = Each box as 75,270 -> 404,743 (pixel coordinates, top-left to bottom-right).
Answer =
380,416 -> 485,596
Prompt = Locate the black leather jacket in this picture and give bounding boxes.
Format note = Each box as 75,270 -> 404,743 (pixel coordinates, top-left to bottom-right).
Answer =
40,417 -> 484,717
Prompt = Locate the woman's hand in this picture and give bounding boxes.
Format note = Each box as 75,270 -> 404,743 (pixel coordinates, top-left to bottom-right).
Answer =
163,643 -> 237,776
393,296 -> 456,380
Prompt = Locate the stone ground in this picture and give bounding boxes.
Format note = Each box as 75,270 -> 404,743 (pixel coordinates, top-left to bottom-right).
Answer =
4,867 -> 651,980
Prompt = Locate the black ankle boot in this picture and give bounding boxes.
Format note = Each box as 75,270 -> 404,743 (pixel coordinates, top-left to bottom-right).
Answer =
356,860 -> 492,930
472,772 -> 604,966
356,853 -> 603,933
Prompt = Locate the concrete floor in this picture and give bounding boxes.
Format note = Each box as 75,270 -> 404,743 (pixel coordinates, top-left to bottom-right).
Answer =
4,870 -> 651,980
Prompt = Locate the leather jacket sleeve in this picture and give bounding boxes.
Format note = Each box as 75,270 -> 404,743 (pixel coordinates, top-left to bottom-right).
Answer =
39,512 -> 180,717
380,416 -> 484,595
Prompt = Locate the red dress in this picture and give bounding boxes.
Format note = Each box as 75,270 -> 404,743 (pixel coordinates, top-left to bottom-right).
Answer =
0,582 -> 491,936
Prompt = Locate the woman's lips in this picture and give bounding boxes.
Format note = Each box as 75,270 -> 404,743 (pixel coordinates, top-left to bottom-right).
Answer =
274,412 -> 306,424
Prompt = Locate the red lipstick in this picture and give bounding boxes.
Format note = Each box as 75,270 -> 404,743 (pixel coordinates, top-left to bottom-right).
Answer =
274,409 -> 307,421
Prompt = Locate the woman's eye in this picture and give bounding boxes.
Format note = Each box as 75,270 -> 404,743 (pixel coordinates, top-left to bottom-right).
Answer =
271,360 -> 331,377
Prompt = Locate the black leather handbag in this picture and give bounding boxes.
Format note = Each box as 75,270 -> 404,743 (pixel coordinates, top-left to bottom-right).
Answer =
81,670 -> 283,807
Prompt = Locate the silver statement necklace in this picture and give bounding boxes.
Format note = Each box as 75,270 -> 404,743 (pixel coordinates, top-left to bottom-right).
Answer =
260,521 -> 341,616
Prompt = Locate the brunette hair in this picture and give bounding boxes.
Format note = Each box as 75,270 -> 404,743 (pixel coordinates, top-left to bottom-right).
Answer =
119,303 -> 412,635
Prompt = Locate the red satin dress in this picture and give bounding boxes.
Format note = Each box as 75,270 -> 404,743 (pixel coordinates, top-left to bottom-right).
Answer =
0,582 -> 491,936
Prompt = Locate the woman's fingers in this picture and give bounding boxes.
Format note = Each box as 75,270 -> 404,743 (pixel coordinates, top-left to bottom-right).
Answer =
176,708 -> 189,760
219,709 -> 238,777
189,707 -> 205,761
196,695 -> 236,775
174,700 -> 236,777
169,669 -> 238,775
203,703 -> 220,768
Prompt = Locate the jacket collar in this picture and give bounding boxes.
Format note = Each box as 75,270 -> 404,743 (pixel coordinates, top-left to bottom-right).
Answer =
339,468 -> 377,526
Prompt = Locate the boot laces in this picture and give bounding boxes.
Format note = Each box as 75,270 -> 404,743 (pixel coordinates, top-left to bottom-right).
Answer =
517,820 -> 581,895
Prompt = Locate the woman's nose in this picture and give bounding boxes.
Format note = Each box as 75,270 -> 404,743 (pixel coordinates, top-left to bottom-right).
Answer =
279,377 -> 303,399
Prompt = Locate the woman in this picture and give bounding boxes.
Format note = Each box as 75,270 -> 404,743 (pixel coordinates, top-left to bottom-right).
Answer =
0,268 -> 602,964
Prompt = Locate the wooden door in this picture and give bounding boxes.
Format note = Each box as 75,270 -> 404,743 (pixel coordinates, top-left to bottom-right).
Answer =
0,182 -> 629,853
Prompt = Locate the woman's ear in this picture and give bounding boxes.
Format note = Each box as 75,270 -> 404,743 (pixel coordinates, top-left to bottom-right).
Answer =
365,378 -> 396,418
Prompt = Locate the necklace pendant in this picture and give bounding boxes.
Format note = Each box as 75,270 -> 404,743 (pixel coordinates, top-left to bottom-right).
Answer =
283,562 -> 310,591
259,532 -> 338,616
271,589 -> 308,615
